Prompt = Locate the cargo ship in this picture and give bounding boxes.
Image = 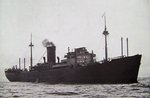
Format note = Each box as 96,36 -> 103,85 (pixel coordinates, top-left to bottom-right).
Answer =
5,16 -> 142,84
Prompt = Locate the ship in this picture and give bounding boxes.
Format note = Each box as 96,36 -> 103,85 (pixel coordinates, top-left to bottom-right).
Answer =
5,16 -> 142,84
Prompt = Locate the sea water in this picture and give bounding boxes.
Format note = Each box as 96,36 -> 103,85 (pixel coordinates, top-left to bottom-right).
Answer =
0,77 -> 150,98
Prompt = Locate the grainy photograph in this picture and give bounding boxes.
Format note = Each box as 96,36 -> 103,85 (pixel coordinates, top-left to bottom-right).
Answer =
0,0 -> 150,97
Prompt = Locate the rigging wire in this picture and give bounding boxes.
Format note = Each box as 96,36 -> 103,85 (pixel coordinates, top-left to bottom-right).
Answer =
37,49 -> 47,63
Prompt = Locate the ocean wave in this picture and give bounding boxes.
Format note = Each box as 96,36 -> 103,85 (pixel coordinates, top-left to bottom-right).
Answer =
45,91 -> 79,96
0,77 -> 150,98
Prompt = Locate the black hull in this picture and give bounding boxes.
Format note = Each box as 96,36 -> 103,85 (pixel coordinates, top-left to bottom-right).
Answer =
5,55 -> 142,84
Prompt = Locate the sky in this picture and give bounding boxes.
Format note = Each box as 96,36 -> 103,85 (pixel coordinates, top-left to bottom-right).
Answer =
0,0 -> 150,81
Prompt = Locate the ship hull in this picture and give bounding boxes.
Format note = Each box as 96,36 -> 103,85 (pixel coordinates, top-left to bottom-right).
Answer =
5,55 -> 141,84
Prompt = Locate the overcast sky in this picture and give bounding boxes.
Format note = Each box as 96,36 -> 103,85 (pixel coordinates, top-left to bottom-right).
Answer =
0,0 -> 150,81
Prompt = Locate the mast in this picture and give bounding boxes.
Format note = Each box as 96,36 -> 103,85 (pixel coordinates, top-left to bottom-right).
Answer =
102,14 -> 109,61
24,58 -> 26,70
19,58 -> 21,69
121,37 -> 123,57
29,34 -> 34,70
126,38 -> 129,56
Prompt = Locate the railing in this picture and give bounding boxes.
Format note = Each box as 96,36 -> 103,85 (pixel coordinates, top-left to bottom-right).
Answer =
98,55 -> 127,64
111,55 -> 126,60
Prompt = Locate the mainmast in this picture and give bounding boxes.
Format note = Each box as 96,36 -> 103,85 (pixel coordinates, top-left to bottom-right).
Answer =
29,34 -> 34,70
102,14 -> 109,61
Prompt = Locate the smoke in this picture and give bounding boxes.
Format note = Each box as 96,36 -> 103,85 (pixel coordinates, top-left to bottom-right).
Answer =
42,39 -> 55,47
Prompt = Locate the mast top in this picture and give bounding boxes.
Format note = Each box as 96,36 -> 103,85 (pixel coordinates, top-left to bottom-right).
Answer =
102,13 -> 109,35
29,33 -> 34,47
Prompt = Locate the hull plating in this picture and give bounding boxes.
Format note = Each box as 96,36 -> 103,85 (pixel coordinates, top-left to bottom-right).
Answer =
5,55 -> 141,84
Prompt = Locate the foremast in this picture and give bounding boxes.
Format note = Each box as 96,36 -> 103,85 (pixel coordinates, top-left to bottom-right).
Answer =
29,34 -> 34,70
